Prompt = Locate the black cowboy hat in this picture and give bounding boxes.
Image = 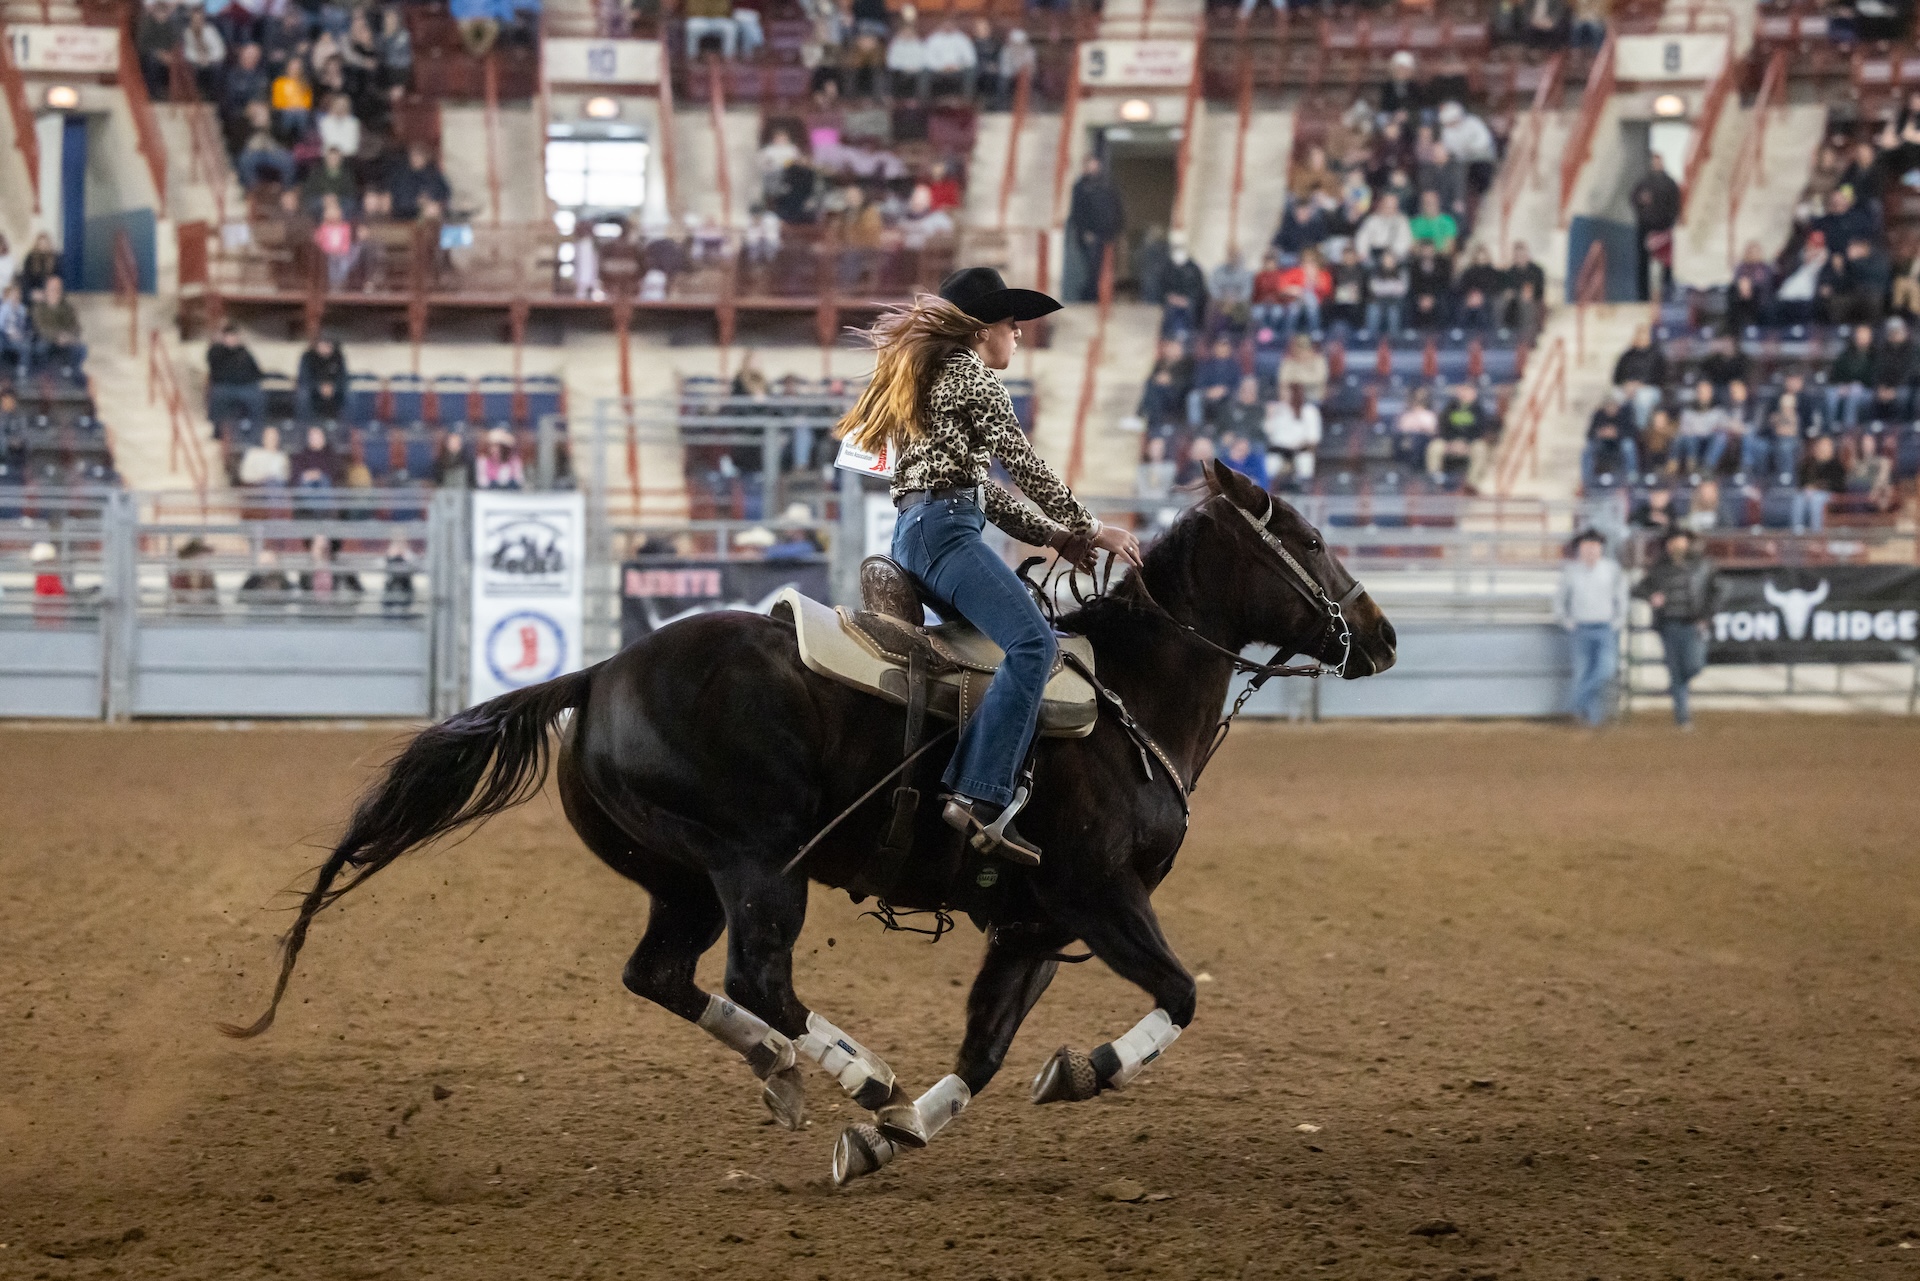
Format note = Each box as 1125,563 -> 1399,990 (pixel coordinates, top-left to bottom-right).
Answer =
937,266 -> 1062,325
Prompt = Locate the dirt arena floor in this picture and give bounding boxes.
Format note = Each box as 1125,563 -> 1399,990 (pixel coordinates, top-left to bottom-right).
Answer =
4,716 -> 1920,1281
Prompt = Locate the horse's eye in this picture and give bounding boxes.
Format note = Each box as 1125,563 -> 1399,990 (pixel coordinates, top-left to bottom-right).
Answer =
1306,538 -> 1322,552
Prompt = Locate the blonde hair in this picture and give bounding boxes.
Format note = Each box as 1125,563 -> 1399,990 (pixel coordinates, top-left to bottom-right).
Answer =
834,295 -> 984,453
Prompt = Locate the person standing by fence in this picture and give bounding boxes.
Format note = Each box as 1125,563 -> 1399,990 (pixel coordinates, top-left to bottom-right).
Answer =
1633,529 -> 1717,730
1556,528 -> 1624,727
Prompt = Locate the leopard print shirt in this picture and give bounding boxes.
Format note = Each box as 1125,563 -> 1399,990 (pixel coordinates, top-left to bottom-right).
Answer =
891,347 -> 1095,548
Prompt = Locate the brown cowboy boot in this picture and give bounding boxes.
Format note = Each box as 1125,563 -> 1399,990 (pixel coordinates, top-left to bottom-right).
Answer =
941,794 -> 1042,867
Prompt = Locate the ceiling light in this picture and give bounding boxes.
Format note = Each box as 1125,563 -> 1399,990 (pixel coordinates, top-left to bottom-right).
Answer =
1652,93 -> 1686,118
584,96 -> 621,120
45,85 -> 79,110
1118,98 -> 1154,124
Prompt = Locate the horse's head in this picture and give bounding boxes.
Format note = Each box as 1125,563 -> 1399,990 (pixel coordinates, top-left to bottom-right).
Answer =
1171,461 -> 1395,679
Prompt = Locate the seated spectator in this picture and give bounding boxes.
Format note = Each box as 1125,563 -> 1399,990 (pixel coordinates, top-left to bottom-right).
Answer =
290,424 -> 340,488
1869,316 -> 1918,422
1175,435 -> 1218,488
1429,383 -> 1491,487
1827,324 -> 1875,427
925,161 -> 962,212
1415,139 -> 1467,225
758,127 -> 801,202
136,0 -> 184,98
1406,241 -> 1452,331
236,101 -> 296,190
1250,251 -> 1286,332
295,335 -> 348,422
1136,434 -> 1176,500
1289,144 -> 1342,203
1729,241 -> 1773,330
238,548 -> 293,606
317,93 -> 361,159
1160,239 -> 1208,339
1749,387 -> 1804,481
477,428 -> 526,489
300,536 -> 364,600
1697,332 -> 1750,399
1642,406 -> 1679,470
1393,386 -> 1438,465
1675,379 -> 1730,474
270,57 -> 314,134
1410,190 -> 1459,255
1848,433 -> 1897,511
966,20 -> 1002,102
1835,238 -> 1891,326
1218,431 -> 1270,489
1216,374 -> 1266,442
206,323 -> 268,426
390,145 -> 452,221
238,423 -> 291,486
1276,332 -> 1329,402
886,16 -> 928,101
1274,249 -> 1332,339
1455,245 -> 1502,330
434,432 -> 473,487
1326,244 -> 1368,331
1210,250 -> 1255,332
732,0 -> 764,59
1504,241 -> 1546,318
1816,184 -> 1874,252
1611,323 -> 1666,429
1582,389 -> 1639,490
30,276 -> 85,376
0,283 -> 28,376
301,149 -> 358,216
1793,434 -> 1846,532
18,232 -> 59,299
1772,234 -> 1826,324
1263,382 -> 1322,489
1274,200 -> 1329,260
1438,101 -> 1497,193
1353,193 -> 1413,262
680,0 -> 735,58
1366,251 -> 1409,336
313,194 -> 358,290
1193,336 -> 1242,426
922,20 -> 977,98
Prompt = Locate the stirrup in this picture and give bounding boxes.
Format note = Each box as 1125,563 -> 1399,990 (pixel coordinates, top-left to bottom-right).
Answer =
941,787 -> 1041,867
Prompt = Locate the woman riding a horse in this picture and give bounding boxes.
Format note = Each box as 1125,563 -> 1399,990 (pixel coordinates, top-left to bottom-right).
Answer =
840,268 -> 1142,866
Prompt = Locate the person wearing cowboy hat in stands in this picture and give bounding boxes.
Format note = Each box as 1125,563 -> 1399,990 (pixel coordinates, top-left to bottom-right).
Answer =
833,267 -> 1141,866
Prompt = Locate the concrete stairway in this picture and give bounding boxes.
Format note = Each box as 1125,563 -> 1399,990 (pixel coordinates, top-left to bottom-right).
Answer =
1182,104 -> 1293,268
965,110 -> 1063,234
440,103 -> 546,225
1501,302 -> 1651,500
1025,302 -> 1160,498
1097,0 -> 1204,39
669,101 -> 761,227
152,103 -> 244,228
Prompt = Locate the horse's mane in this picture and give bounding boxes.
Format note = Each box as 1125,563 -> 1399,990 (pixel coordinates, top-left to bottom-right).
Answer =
1054,490 -> 1214,637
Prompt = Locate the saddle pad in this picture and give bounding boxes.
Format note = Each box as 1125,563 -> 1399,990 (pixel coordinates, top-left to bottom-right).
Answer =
770,587 -> 1098,738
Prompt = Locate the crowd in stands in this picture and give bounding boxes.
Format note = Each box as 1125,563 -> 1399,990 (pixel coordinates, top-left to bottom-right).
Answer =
1124,54 -> 1536,499
0,235 -> 118,489
1603,113 -> 1920,534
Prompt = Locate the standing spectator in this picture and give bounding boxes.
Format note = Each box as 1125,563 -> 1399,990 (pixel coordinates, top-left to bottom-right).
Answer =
1159,238 -> 1208,339
1582,389 -> 1639,490
290,424 -> 341,488
296,335 -> 348,422
1611,323 -> 1667,429
1792,434 -> 1846,532
1263,382 -> 1322,488
237,424 -> 291,486
476,428 -> 526,488
1631,152 -> 1681,300
379,7 -> 413,88
222,43 -> 270,118
1276,332 -> 1329,402
1365,250 -> 1409,336
30,277 -> 85,375
181,8 -> 228,101
1633,528 -> 1716,729
389,145 -> 452,220
313,193 -> 358,290
1556,528 -> 1624,727
1065,156 -> 1125,303
434,432 -> 473,487
922,20 -> 977,99
1438,101 -> 1498,193
206,323 -> 268,427
1379,50 -> 1426,116
1429,383 -> 1491,487
1512,278 -> 1546,347
1326,243 -> 1368,331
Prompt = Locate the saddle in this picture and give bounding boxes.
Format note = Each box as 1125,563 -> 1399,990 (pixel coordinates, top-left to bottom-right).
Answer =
769,557 -> 1097,738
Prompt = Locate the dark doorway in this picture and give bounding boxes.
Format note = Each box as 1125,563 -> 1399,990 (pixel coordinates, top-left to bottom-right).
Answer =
1095,124 -> 1179,294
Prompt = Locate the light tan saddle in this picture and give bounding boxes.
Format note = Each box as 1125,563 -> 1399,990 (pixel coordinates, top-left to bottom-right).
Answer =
769,557 -> 1097,737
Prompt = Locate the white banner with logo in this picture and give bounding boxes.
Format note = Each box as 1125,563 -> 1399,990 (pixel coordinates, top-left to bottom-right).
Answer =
543,37 -> 662,85
6,25 -> 120,74
469,491 -> 585,704
1078,39 -> 1196,89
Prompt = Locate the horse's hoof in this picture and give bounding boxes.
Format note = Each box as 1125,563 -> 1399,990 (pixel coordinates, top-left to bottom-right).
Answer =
1030,1046 -> 1101,1104
874,1099 -> 929,1149
830,1123 -> 897,1186
762,1066 -> 807,1131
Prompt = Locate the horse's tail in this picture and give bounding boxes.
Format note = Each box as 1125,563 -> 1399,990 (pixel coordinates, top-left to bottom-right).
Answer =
219,663 -> 601,1039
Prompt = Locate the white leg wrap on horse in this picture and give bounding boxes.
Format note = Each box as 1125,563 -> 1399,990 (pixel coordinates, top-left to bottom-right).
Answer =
915,1074 -> 972,1141
795,1011 -> 897,1110
697,995 -> 796,1079
1105,1008 -> 1181,1089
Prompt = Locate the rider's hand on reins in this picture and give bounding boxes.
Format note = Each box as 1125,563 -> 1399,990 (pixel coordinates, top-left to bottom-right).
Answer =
1092,523 -> 1143,569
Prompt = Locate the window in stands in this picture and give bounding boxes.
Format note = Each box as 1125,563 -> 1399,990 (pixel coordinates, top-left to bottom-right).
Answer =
546,136 -> 650,213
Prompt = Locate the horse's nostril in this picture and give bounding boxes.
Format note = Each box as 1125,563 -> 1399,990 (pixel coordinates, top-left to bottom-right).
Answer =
1379,619 -> 1398,652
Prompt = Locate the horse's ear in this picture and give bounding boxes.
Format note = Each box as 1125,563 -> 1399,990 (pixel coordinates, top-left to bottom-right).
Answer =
1200,458 -> 1224,496
1210,458 -> 1265,510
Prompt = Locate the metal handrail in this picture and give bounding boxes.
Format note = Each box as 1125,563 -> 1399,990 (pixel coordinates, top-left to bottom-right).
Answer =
706,54 -> 733,226
1064,240 -> 1115,489
1496,51 -> 1564,257
1223,44 -> 1255,257
1726,47 -> 1788,266
116,24 -> 170,218
483,53 -> 503,227
1559,32 -> 1614,227
1572,238 -> 1607,362
1169,32 -> 1207,234
996,64 -> 1033,230
1493,335 -> 1566,496
146,328 -> 210,498
1679,37 -> 1737,218
0,24 -> 40,212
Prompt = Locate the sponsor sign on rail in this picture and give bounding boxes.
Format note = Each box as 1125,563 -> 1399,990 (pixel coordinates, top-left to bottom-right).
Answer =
470,491 -> 586,702
1708,566 -> 1920,664
620,557 -> 830,648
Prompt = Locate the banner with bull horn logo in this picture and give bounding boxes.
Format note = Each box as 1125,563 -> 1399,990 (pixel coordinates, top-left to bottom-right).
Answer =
1708,566 -> 1920,664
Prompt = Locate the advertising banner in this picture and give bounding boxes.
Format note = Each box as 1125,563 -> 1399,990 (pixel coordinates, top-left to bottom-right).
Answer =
1708,566 -> 1920,664
1077,40 -> 1196,89
469,492 -> 585,703
620,558 -> 830,648
6,25 -> 119,74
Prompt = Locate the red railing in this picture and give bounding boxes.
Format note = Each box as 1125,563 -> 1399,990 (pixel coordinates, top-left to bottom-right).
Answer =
112,228 -> 139,356
706,55 -> 733,224
1169,33 -> 1207,233
996,63 -> 1033,230
656,39 -> 678,217
1064,241 -> 1115,490
483,53 -> 504,226
1572,237 -> 1607,362
1223,45 -> 1255,256
1050,42 -> 1082,232
166,54 -> 234,226
0,28 -> 39,212
1679,38 -> 1736,218
1726,47 -> 1788,264
1493,334 -> 1566,496
117,26 -> 170,217
1559,32 -> 1614,227
1496,51 -> 1564,255
147,328 -> 209,496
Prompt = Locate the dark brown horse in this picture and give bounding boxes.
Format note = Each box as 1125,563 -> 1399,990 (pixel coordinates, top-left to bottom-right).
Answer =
224,462 -> 1396,1183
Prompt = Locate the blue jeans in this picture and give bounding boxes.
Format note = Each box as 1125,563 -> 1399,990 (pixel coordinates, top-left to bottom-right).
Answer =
1742,433 -> 1799,480
1657,620 -> 1708,726
1791,488 -> 1830,532
208,383 -> 268,428
1581,437 -> 1639,490
1826,383 -> 1871,429
1675,432 -> 1726,474
892,493 -> 1057,807
1365,299 -> 1402,337
1568,623 -> 1616,726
